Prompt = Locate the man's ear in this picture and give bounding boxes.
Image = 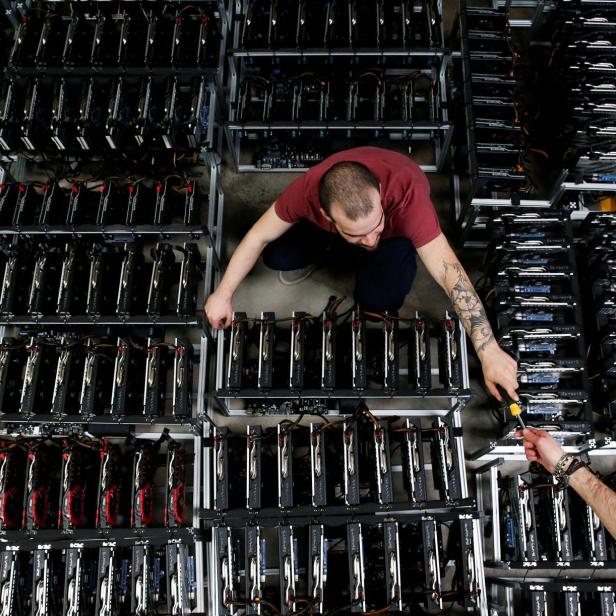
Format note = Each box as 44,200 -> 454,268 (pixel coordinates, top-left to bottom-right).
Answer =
320,208 -> 334,223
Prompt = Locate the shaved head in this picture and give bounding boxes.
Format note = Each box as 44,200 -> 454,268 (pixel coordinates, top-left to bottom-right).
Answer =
319,161 -> 380,222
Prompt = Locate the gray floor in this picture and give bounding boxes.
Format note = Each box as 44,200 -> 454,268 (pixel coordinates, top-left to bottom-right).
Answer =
218,161 -> 504,457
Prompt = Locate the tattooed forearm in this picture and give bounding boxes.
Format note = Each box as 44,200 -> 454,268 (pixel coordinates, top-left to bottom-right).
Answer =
440,260 -> 496,355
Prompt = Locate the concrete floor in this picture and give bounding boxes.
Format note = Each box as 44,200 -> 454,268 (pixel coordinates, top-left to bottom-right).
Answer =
218,161 -> 504,457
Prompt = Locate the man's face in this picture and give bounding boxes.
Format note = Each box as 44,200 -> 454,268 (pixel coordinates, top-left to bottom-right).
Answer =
328,188 -> 385,251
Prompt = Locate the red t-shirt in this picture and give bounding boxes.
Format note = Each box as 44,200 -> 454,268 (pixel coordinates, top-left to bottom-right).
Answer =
274,147 -> 441,248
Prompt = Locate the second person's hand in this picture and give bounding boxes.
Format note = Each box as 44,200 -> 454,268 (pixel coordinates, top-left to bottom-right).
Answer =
515,427 -> 565,474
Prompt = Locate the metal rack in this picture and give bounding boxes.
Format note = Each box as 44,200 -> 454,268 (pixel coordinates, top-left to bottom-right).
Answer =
214,311 -> 472,416
224,0 -> 453,173
454,0 -> 616,245
0,165 -> 222,324
203,310 -> 489,615
0,1 -> 230,610
202,410 -> 489,615
0,162 -> 222,609
205,512 -> 488,616
452,1 -> 565,246
0,428 -> 207,613
0,1 -> 231,162
472,439 -> 616,615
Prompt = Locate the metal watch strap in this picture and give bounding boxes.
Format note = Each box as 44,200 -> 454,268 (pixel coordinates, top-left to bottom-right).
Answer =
553,453 -> 574,483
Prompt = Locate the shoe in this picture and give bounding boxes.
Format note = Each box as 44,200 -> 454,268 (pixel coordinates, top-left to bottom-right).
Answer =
278,264 -> 318,286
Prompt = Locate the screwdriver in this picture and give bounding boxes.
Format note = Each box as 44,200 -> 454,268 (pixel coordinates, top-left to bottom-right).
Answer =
496,384 -> 526,430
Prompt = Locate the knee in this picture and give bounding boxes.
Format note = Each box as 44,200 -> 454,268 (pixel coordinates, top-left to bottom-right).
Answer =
262,240 -> 315,271
262,242 -> 286,271
354,284 -> 408,313
380,237 -> 416,262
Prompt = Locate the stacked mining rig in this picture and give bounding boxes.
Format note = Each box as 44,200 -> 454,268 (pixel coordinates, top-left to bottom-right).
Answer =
0,1 -> 229,613
454,0 -> 616,244
453,0 -> 616,613
224,0 -> 452,172
580,212 -> 616,435
452,0 -> 567,245
472,436 -> 616,616
479,212 -> 592,438
538,0 -> 616,212
204,307 -> 488,615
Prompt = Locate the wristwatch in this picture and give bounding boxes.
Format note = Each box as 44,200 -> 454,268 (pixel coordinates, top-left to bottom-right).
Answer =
553,454 -> 588,488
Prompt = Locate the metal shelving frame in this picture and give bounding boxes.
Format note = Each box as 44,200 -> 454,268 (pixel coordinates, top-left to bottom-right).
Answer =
0,1 -> 230,612
206,511 -> 488,615
202,408 -> 489,615
0,159 -> 222,328
214,313 -> 472,416
0,161 -> 223,609
472,439 -> 616,614
204,313 -> 489,615
224,0 -> 453,173
454,0 -> 616,245
0,1 -> 231,158
0,428 -> 206,612
452,1 -> 564,246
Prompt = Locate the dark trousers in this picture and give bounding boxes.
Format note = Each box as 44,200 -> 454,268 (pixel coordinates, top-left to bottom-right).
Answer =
262,221 -> 417,312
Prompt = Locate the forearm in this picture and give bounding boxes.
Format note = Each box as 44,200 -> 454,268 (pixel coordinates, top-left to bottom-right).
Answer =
570,467 -> 616,540
216,233 -> 268,298
439,259 -> 497,358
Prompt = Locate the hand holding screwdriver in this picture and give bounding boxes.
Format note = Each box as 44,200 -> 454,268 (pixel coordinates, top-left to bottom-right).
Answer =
495,384 -> 526,429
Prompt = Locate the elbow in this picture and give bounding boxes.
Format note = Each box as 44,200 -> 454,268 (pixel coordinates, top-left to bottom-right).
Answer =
244,228 -> 272,253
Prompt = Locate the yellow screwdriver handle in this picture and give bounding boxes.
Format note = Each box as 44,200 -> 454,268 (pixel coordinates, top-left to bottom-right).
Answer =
496,385 -> 525,428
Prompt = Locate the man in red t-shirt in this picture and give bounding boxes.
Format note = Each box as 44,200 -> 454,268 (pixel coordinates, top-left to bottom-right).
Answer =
206,146 -> 518,400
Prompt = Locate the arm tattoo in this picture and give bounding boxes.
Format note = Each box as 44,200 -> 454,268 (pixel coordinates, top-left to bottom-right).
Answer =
441,260 -> 495,355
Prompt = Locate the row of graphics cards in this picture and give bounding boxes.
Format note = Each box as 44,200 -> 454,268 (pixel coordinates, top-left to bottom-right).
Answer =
0,179 -> 203,229
6,3 -> 221,69
0,542 -> 196,616
238,0 -> 441,50
0,432 -> 188,531
0,541 -> 196,615
499,468 -> 615,566
219,310 -> 465,395
211,516 -> 481,615
0,75 -> 212,154
0,239 -> 203,321
0,334 -> 194,418
458,4 -> 531,200
236,70 -> 436,125
210,414 -> 463,511
492,581 -> 616,616
480,212 -> 590,429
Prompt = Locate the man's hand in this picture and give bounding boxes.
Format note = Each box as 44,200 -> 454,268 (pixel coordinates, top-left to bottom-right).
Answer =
205,290 -> 233,330
480,343 -> 519,401
515,427 -> 564,474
